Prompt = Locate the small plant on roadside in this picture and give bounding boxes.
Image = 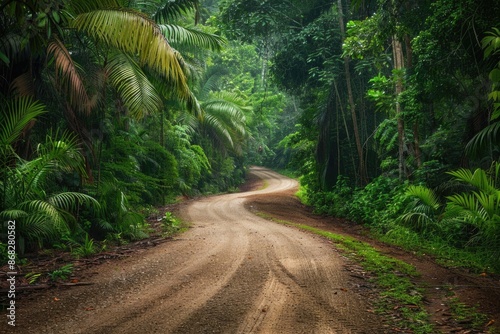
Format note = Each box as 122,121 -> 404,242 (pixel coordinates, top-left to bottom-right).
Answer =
54,234 -> 80,252
71,234 -> 97,259
105,232 -> 128,245
139,205 -> 160,218
444,166 -> 500,259
25,272 -> 42,284
161,211 -> 181,236
125,221 -> 152,240
48,263 -> 74,281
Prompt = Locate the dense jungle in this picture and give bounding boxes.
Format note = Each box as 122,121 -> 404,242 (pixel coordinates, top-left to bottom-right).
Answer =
1,0 -> 500,333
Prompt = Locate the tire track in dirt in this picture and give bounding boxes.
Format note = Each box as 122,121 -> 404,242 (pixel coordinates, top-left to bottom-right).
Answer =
169,167 -> 383,333
12,167 -> 385,334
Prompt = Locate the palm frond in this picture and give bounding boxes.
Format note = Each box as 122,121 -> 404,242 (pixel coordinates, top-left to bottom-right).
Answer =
0,33 -> 23,66
211,91 -> 252,111
72,8 -> 190,99
0,97 -> 46,159
48,192 -> 100,211
171,48 -> 197,82
36,132 -> 87,173
9,72 -> 35,97
18,200 -> 67,231
196,91 -> 250,153
405,185 -> 440,210
18,132 -> 87,191
448,168 -> 496,194
465,121 -> 500,159
446,193 -> 481,217
159,24 -> 226,51
399,185 -> 441,231
0,209 -> 28,220
206,105 -> 247,138
106,53 -> 163,119
47,37 -> 92,114
399,211 -> 436,230
195,66 -> 230,98
197,75 -> 222,100
153,0 -> 200,24
202,113 -> 234,148
185,91 -> 203,118
203,98 -> 247,136
18,214 -> 61,244
473,190 -> 500,219
94,218 -> 114,232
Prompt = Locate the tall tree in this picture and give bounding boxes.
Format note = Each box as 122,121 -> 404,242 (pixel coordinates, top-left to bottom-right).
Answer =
337,0 -> 367,184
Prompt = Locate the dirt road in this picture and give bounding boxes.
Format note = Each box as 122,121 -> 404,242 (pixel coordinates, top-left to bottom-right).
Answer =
10,167 -> 385,333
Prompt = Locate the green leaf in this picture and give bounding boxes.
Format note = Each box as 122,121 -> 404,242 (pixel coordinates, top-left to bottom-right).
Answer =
159,24 -> 226,51
0,97 -> 47,159
52,11 -> 60,23
489,68 -> 500,82
0,51 -> 10,65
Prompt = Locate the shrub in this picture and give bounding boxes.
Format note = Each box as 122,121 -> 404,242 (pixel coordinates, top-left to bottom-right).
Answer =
348,175 -> 408,225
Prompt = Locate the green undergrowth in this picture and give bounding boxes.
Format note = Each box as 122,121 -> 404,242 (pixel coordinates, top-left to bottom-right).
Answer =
256,212 -> 434,333
374,225 -> 497,274
448,297 -> 490,330
275,169 -> 301,179
160,211 -> 189,236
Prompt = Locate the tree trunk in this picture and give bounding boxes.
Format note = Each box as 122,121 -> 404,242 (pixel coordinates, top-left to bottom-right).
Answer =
392,35 -> 406,180
261,43 -> 268,88
337,0 -> 367,185
160,108 -> 165,146
404,34 -> 421,169
333,79 -> 357,177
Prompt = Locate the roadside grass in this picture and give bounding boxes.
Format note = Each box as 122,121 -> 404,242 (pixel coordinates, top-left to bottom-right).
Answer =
256,211 -> 499,333
448,297 -> 489,329
255,212 -> 434,333
377,225 -> 498,275
293,180 -> 499,275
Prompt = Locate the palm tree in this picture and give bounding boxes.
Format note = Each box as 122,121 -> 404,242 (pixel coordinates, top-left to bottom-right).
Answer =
0,100 -> 98,253
0,0 -> 228,251
443,165 -> 500,259
466,28 -> 500,159
198,91 -> 250,154
399,185 -> 441,232
1,0 -> 225,116
184,66 -> 251,154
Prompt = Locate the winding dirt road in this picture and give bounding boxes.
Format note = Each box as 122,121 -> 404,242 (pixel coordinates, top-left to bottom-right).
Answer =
12,167 -> 385,333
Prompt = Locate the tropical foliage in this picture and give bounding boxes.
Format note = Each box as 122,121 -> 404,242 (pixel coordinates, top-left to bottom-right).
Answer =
0,0 -> 250,256
3,0 -> 500,275
216,0 -> 500,272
